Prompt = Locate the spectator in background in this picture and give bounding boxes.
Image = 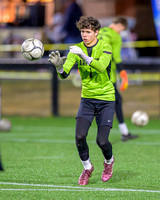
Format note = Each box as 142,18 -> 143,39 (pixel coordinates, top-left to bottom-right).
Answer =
27,0 -> 45,27
45,11 -> 66,44
62,0 -> 83,44
120,17 -> 138,60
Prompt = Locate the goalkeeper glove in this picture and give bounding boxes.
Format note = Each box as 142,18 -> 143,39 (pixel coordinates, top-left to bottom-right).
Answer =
48,51 -> 66,73
120,70 -> 128,91
69,46 -> 93,65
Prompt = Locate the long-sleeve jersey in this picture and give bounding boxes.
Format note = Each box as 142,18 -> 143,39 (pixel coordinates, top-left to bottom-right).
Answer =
58,39 -> 115,101
98,27 -> 123,83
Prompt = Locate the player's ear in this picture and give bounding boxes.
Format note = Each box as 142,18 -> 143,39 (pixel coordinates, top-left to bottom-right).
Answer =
95,30 -> 99,36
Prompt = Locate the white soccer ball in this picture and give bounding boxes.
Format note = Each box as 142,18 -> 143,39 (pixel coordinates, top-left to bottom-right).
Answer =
131,110 -> 149,127
21,38 -> 44,61
0,119 -> 12,132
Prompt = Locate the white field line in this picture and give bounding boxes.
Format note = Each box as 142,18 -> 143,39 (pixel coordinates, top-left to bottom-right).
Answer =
1,129 -> 159,139
0,182 -> 160,193
1,138 -> 75,144
5,131 -> 159,139
0,188 -> 159,193
11,126 -> 160,134
1,138 -> 160,145
29,155 -> 64,159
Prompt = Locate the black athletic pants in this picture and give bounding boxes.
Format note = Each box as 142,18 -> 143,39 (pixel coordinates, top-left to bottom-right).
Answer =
75,117 -> 112,161
114,83 -> 124,124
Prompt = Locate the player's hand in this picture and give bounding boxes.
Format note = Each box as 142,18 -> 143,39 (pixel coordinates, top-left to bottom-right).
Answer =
69,46 -> 84,55
48,51 -> 66,72
120,70 -> 128,91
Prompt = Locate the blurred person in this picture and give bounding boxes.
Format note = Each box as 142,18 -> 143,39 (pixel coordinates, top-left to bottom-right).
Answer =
62,0 -> 83,44
120,17 -> 138,60
45,11 -> 66,44
27,0 -> 45,27
121,30 -> 138,60
98,16 -> 138,141
49,16 -> 115,185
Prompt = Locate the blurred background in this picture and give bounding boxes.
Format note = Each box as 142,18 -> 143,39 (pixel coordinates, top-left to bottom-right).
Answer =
0,0 -> 159,118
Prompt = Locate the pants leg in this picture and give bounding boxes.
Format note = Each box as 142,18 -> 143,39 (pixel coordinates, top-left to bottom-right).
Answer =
114,83 -> 124,124
75,117 -> 91,161
96,126 -> 112,160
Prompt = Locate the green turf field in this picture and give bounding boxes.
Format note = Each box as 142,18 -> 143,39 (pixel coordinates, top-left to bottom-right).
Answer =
0,116 -> 159,199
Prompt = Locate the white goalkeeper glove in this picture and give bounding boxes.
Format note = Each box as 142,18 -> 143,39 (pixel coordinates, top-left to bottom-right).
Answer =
48,51 -> 66,73
69,46 -> 93,65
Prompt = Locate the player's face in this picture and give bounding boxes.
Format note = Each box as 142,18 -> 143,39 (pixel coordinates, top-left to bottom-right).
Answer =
81,29 -> 98,47
116,23 -> 126,33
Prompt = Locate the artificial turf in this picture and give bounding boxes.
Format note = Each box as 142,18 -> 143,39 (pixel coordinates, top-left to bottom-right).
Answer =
0,116 -> 159,199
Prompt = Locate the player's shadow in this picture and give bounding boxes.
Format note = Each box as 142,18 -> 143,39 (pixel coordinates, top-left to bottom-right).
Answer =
89,170 -> 139,184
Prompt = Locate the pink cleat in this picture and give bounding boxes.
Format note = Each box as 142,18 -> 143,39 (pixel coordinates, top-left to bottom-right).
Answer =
78,165 -> 94,185
101,158 -> 114,182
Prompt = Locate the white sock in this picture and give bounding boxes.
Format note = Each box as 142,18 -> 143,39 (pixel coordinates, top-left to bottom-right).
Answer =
104,155 -> 114,164
81,158 -> 92,170
119,123 -> 129,136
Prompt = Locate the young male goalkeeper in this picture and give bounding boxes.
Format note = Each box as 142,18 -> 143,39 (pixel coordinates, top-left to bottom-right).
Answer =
98,16 -> 138,141
49,16 -> 115,186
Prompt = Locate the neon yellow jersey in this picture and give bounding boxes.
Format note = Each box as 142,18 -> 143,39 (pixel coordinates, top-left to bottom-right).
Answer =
98,27 -> 122,83
58,40 -> 115,101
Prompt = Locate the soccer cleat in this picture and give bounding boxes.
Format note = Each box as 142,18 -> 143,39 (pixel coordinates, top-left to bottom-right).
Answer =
121,133 -> 138,141
78,165 -> 94,185
101,158 -> 114,182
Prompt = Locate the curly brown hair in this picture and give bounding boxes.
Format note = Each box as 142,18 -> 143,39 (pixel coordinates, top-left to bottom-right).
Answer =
76,16 -> 101,32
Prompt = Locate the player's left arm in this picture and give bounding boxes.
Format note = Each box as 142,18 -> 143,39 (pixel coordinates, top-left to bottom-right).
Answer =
90,45 -> 112,73
69,45 -> 112,73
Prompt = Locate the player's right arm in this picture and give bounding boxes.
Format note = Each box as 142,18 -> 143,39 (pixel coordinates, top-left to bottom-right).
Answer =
59,52 -> 77,79
49,51 -> 76,79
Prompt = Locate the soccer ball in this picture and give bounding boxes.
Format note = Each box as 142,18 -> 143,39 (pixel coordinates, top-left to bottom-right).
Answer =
0,119 -> 12,132
131,110 -> 149,127
21,38 -> 44,61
